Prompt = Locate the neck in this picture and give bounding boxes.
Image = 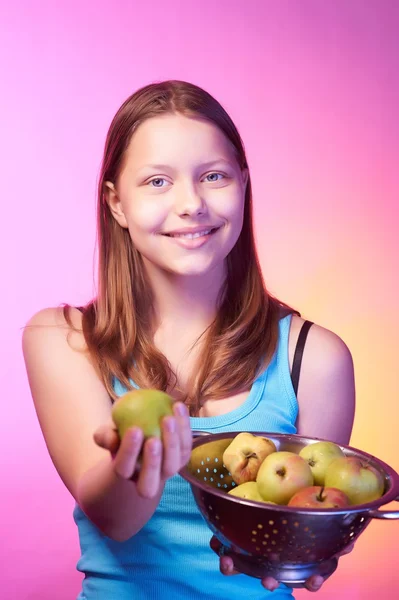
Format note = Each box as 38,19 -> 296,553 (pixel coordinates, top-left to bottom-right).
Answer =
143,260 -> 226,331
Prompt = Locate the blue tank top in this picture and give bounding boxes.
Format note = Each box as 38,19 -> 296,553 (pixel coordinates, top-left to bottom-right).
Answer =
73,314 -> 297,599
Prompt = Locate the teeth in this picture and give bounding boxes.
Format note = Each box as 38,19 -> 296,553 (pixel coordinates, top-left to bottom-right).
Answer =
170,228 -> 213,239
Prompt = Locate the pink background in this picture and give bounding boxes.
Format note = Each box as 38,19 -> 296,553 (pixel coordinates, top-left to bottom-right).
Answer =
1,1 -> 398,598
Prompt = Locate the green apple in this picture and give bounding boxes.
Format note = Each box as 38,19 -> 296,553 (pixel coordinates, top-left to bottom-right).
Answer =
299,441 -> 345,486
256,451 -> 314,505
288,485 -> 350,508
223,432 -> 277,485
228,482 -> 277,504
111,389 -> 174,439
324,456 -> 385,505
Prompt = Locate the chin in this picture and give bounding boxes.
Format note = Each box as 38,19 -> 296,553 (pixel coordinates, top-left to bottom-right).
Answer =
167,260 -> 220,277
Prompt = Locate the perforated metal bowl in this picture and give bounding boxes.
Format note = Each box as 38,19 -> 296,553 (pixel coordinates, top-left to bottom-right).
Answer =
180,431 -> 399,587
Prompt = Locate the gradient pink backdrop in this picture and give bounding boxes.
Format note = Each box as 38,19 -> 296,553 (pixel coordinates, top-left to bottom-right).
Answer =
1,1 -> 398,599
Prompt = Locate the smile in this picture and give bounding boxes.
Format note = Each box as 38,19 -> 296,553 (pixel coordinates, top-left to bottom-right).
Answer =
161,226 -> 221,249
165,227 -> 219,239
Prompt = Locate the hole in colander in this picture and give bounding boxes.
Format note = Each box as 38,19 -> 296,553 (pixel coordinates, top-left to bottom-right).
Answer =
257,524 -> 263,529
262,541 -> 267,546
251,537 -> 257,542
213,468 -> 217,473
220,474 -> 224,479
214,458 -> 219,462
268,520 -> 274,525
272,529 -> 278,534
264,533 -> 270,538
207,457 -> 210,462
282,519 -> 288,525
252,530 -> 258,535
204,477 -> 207,481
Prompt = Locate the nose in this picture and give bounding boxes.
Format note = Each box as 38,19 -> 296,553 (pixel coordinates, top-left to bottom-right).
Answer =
174,181 -> 207,217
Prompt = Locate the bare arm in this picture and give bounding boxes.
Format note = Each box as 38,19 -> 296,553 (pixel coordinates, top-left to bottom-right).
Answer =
22,307 -> 191,542
290,318 -> 356,445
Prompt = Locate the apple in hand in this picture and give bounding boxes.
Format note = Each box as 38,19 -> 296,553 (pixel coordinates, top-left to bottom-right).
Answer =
228,482 -> 276,504
111,389 -> 174,439
256,451 -> 314,505
223,433 -> 277,485
324,456 -> 385,505
299,441 -> 345,486
288,485 -> 350,508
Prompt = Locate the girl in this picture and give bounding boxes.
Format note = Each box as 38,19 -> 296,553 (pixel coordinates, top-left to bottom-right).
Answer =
23,80 -> 355,599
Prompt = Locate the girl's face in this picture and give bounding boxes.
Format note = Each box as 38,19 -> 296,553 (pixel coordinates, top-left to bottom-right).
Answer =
106,113 -> 248,278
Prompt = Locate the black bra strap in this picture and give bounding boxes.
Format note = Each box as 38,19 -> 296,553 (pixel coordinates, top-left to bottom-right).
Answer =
291,320 -> 314,396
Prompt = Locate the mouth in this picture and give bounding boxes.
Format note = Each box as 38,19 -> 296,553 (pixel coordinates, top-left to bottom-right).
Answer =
162,226 -> 220,240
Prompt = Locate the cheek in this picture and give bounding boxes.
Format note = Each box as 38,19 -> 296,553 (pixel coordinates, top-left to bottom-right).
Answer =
217,190 -> 245,228
124,198 -> 166,233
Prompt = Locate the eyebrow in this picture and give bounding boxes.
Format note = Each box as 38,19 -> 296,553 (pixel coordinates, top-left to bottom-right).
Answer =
137,159 -> 233,173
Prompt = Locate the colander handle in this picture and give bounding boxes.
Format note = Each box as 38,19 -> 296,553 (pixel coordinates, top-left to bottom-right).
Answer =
368,497 -> 399,520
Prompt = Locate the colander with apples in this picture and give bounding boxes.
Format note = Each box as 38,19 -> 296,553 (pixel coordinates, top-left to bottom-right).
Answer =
180,431 -> 399,587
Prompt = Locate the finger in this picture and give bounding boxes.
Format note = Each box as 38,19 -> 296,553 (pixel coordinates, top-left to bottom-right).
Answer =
93,425 -> 120,455
136,436 -> 162,499
261,577 -> 280,592
304,575 -> 324,592
173,402 -> 192,464
161,416 -> 180,479
339,542 -> 354,556
210,535 -> 222,555
112,427 -> 143,479
220,555 -> 239,576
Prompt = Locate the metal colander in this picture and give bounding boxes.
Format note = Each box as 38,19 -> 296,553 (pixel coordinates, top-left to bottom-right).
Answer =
180,431 -> 399,587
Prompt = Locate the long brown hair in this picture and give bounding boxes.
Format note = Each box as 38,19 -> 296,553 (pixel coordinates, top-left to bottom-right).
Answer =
64,80 -> 298,415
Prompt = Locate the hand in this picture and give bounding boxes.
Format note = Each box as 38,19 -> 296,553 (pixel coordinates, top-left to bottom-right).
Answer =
210,536 -> 354,592
93,401 -> 192,499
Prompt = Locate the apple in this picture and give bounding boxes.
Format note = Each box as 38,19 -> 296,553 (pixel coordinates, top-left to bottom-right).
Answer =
228,482 -> 276,503
256,451 -> 314,505
222,433 -> 277,485
324,456 -> 385,505
111,389 -> 174,439
288,485 -> 350,508
299,441 -> 345,485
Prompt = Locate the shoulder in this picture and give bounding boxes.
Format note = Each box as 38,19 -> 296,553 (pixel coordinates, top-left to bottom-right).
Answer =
22,306 -> 87,354
288,315 -> 353,374
288,315 -> 355,444
23,305 -> 84,335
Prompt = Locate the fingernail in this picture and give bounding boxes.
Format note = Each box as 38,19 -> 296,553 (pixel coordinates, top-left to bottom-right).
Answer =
165,417 -> 176,433
312,575 -> 324,589
175,402 -> 187,416
149,439 -> 161,455
129,428 -> 141,442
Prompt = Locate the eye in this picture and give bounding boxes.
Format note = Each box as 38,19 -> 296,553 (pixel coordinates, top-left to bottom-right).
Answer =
204,172 -> 225,183
148,178 -> 168,188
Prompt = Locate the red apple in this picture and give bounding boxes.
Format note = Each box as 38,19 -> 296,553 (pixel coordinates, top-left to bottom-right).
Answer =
288,485 -> 350,508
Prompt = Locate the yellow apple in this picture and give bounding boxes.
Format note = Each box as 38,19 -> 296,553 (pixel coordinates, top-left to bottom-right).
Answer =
222,433 -> 277,485
299,441 -> 345,485
228,482 -> 276,503
111,389 -> 174,439
324,456 -> 385,505
256,451 -> 314,504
